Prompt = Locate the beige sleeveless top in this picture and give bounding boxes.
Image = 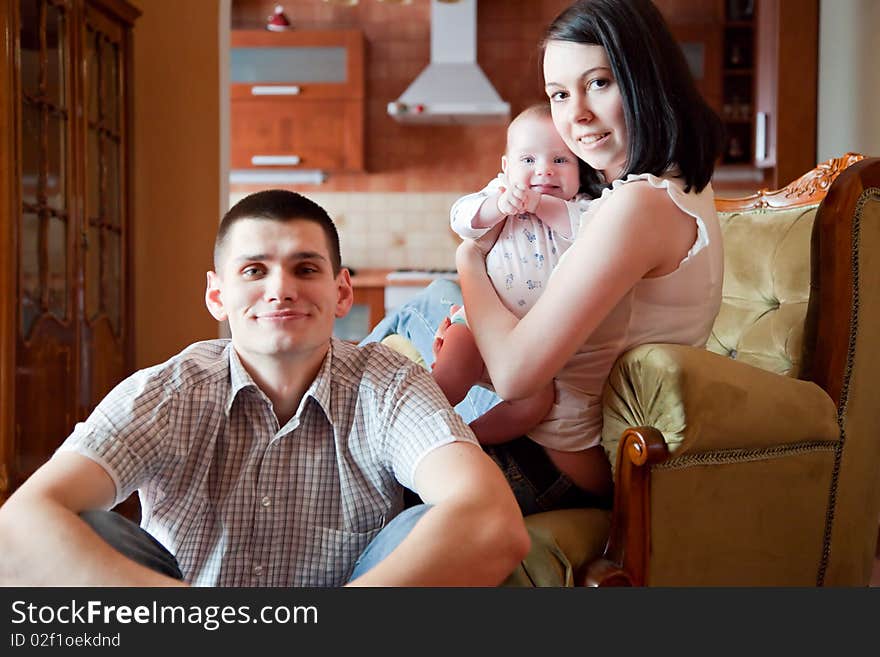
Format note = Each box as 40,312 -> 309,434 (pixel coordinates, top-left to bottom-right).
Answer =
528,173 -> 723,451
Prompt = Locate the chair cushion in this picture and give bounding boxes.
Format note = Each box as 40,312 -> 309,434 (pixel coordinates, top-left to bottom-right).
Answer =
380,334 -> 428,369
504,508 -> 611,586
708,205 -> 819,377
601,343 -> 839,467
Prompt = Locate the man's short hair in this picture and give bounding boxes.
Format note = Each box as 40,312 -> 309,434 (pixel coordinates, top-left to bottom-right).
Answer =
214,190 -> 342,274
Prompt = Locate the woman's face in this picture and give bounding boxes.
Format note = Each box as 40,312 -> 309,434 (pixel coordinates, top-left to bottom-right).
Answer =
543,40 -> 628,182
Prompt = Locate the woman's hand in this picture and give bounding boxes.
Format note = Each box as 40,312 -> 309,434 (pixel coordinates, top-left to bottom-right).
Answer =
457,223 -> 504,266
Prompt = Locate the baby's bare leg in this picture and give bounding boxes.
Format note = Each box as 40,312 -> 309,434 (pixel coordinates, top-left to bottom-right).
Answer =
469,382 -> 555,445
431,323 -> 485,406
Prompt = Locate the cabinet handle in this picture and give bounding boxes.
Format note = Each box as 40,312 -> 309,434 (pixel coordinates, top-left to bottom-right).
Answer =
756,111 -> 768,162
251,85 -> 301,96
251,155 -> 301,166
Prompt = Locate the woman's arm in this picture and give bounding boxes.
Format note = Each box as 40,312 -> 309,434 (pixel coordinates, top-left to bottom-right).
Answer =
457,182 -> 697,400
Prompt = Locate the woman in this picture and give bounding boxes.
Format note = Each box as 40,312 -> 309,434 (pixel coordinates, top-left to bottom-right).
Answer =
367,0 -> 724,515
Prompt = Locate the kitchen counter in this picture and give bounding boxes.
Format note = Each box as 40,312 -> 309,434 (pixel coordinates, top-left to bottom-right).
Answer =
343,268 -> 458,340
350,268 -> 459,287
349,268 -> 392,288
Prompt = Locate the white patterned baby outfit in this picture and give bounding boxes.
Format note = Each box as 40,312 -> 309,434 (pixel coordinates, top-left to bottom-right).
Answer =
450,175 -> 591,318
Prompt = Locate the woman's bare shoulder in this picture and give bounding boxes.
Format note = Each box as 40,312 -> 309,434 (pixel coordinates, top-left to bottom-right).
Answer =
588,179 -> 684,233
580,179 -> 696,274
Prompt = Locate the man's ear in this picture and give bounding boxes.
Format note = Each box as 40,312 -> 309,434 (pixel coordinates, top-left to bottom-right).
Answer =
335,268 -> 354,319
205,271 -> 228,322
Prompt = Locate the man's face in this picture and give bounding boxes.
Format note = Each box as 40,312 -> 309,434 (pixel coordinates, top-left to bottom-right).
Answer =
206,217 -> 352,365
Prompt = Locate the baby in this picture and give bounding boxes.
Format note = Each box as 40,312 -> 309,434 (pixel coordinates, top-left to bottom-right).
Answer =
433,104 -> 590,444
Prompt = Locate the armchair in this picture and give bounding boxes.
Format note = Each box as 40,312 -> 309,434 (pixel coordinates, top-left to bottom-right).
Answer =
506,153 -> 880,586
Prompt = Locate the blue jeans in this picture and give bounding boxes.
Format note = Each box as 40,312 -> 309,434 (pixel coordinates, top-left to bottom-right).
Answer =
80,504 -> 432,584
347,503 -> 432,580
360,279 -> 501,424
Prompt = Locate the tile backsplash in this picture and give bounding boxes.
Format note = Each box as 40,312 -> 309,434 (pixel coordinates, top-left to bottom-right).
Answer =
228,191 -> 464,269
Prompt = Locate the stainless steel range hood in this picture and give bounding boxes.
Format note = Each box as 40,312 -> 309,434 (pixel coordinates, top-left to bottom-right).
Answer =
387,0 -> 510,125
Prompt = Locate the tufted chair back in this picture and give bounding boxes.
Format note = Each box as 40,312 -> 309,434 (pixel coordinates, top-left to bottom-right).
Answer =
707,154 -> 867,378
708,203 -> 817,376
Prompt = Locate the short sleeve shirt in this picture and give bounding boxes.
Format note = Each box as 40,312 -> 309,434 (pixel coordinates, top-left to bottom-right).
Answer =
57,338 -> 477,586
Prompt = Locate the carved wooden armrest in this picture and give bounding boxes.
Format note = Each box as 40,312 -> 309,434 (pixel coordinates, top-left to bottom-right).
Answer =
583,427 -> 669,587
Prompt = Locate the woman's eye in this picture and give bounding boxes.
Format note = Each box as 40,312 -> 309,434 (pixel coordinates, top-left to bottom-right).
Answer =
554,157 -> 569,164
549,90 -> 568,102
588,78 -> 609,91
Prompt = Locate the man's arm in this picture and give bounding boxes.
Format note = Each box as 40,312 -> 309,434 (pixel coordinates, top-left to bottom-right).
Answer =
0,452 -> 187,586
346,441 -> 529,586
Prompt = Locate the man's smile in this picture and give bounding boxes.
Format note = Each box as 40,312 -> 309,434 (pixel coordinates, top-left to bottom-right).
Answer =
253,309 -> 310,321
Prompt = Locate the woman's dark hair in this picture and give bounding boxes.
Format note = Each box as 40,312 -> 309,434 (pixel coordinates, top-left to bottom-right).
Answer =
544,0 -> 724,196
215,189 -> 341,274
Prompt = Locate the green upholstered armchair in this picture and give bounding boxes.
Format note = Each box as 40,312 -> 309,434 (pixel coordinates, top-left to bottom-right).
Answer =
507,153 -> 880,586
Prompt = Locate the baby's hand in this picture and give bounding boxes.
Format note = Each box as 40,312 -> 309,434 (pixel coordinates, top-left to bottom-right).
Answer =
431,308 -> 459,365
509,184 -> 541,214
496,186 -> 522,216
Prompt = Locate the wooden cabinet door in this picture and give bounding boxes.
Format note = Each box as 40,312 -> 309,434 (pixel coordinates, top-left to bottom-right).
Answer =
81,1 -> 133,412
13,0 -> 81,488
231,98 -> 363,171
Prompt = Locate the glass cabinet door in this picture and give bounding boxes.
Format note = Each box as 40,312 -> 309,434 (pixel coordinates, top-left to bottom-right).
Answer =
81,1 -> 129,411
14,0 -> 79,484
230,46 -> 347,84
18,0 -> 73,337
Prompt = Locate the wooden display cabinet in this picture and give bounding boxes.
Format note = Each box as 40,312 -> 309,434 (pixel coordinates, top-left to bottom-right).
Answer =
0,0 -> 139,504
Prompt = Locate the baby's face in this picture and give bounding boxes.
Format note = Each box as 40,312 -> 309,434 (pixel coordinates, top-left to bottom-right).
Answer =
502,114 -> 580,201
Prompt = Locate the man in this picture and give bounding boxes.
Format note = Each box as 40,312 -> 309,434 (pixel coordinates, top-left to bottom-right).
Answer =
0,190 -> 529,586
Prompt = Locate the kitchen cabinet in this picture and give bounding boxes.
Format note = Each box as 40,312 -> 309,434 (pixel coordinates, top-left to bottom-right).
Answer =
230,29 -> 365,173
753,0 -> 818,188
0,0 -> 139,503
667,1 -> 818,186
720,0 -> 755,164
